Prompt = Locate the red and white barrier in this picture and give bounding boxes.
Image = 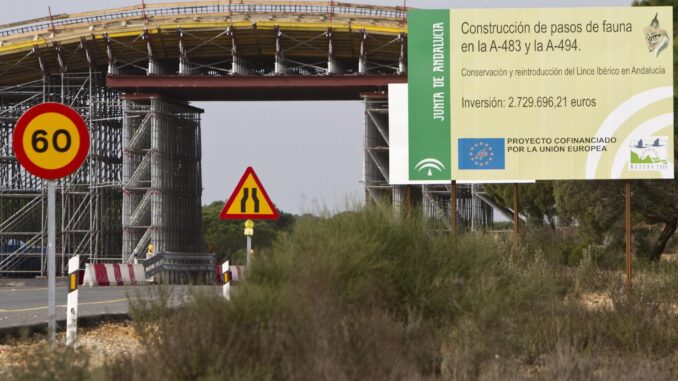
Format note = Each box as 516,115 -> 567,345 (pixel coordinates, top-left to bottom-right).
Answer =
83,263 -> 147,287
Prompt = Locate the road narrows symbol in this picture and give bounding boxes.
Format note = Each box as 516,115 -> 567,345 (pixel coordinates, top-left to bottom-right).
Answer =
252,188 -> 260,213
220,167 -> 279,220
241,188 -> 249,213
239,188 -> 261,213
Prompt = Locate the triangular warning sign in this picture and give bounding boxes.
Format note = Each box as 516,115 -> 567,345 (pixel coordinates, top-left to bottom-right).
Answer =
220,167 -> 279,220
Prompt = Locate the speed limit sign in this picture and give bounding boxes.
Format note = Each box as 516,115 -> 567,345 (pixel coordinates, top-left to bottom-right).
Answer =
12,102 -> 90,346
13,102 -> 90,179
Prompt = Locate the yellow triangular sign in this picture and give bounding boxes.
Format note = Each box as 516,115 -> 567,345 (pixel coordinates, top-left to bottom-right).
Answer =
220,167 -> 279,220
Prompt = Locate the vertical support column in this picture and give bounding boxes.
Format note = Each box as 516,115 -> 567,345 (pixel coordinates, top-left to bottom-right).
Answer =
274,26 -> 287,75
122,96 -> 204,263
398,33 -> 407,75
326,28 -> 343,75
513,183 -> 520,238
358,30 -> 367,75
178,29 -> 192,75
230,28 -> 248,75
450,181 -> 457,239
121,99 -> 134,263
150,98 -> 164,253
145,31 -> 162,75
104,34 -> 118,75
362,94 -> 390,205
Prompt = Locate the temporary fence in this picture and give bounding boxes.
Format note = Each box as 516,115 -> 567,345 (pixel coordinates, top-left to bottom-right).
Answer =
83,263 -> 146,287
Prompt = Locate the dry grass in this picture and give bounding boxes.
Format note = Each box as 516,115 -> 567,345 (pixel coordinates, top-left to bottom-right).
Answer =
5,208 -> 678,380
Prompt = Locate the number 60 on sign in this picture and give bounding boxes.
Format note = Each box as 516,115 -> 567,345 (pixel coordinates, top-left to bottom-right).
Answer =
13,102 -> 90,180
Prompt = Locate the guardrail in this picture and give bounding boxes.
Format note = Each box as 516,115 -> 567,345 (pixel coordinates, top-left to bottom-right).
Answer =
0,1 -> 406,38
141,251 -> 216,284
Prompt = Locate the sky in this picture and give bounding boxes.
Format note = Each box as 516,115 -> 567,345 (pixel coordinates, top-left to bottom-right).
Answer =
1,0 -> 631,215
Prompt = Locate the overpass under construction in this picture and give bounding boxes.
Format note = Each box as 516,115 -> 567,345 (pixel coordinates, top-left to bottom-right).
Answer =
0,1 -> 494,277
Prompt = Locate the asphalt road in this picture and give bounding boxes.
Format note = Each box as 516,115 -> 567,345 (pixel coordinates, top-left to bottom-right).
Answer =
0,279 -> 219,329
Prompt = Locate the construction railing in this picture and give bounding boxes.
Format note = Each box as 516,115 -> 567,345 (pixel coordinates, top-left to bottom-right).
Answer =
0,1 -> 406,38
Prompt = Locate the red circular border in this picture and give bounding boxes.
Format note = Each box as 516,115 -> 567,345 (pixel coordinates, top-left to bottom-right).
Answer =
12,102 -> 90,180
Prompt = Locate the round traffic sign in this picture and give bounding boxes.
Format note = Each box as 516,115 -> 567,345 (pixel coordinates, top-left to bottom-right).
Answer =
13,102 -> 90,180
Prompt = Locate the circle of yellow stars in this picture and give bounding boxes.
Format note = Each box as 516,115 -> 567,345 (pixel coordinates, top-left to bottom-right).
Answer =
469,142 -> 494,167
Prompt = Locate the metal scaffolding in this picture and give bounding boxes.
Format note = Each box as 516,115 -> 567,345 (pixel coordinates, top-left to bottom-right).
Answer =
362,93 -> 494,230
122,95 -> 204,264
0,72 -> 122,276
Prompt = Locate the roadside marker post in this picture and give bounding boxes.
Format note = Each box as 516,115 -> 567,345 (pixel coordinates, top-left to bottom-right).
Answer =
12,102 -> 90,346
66,254 -> 80,346
222,260 -> 232,300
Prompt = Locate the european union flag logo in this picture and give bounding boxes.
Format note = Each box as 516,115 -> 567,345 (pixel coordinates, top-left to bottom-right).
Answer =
458,138 -> 505,170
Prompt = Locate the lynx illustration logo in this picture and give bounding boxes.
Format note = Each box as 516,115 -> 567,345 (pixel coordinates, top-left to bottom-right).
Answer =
629,137 -> 669,171
645,13 -> 670,58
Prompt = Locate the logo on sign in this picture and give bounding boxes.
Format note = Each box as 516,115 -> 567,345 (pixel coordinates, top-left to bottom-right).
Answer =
629,136 -> 668,171
644,13 -> 670,58
458,138 -> 505,170
414,158 -> 446,177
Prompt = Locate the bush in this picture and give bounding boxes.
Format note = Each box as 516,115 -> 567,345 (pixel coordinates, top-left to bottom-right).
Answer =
11,207 -> 677,380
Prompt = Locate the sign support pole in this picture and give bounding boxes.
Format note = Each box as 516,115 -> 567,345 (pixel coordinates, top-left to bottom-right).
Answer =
513,183 -> 520,239
47,180 -> 56,346
450,181 -> 457,240
406,185 -> 412,219
246,235 -> 252,268
625,180 -> 632,293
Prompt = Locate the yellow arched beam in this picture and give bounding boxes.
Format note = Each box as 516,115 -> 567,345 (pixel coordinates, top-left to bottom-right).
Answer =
0,1 -> 408,84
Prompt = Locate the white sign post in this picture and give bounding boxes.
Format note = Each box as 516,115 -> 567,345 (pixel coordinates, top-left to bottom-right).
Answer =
222,260 -> 231,300
244,220 -> 254,268
66,254 -> 80,346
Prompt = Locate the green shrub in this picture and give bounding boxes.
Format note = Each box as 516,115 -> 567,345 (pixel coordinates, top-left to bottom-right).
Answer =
98,207 -> 678,379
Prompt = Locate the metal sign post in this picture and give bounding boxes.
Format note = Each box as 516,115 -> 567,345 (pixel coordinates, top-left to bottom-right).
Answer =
245,220 -> 254,268
47,180 -> 56,345
12,102 -> 90,348
513,183 -> 520,239
625,181 -> 632,293
450,181 -> 457,240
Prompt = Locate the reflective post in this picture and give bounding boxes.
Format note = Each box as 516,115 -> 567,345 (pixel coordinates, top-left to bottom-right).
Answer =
66,254 -> 80,346
222,260 -> 231,300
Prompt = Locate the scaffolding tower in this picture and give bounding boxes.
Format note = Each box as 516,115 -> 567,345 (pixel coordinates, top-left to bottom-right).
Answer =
362,93 -> 494,230
122,95 -> 204,263
0,72 -> 123,276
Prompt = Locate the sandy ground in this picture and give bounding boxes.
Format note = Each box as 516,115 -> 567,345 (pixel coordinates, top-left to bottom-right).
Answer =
0,321 -> 140,371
